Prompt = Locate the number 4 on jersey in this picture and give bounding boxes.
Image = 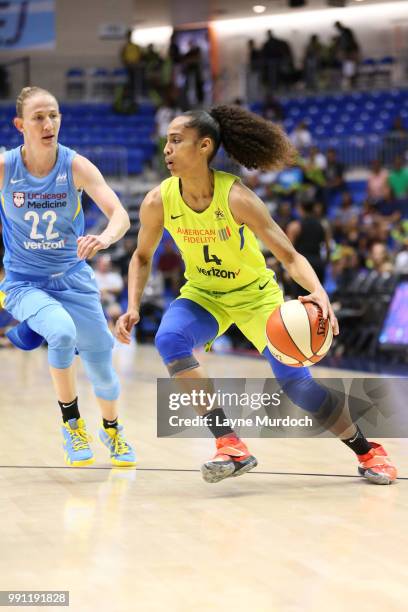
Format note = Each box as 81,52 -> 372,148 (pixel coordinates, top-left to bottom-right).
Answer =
203,245 -> 222,266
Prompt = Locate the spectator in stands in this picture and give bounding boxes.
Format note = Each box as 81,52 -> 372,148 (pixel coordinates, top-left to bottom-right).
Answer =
323,35 -> 342,83
389,115 -> 408,138
303,35 -> 323,91
388,156 -> 408,199
261,30 -> 295,90
168,31 -> 181,67
183,40 -> 204,106
332,192 -> 360,241
305,146 -> 326,171
391,219 -> 408,250
143,43 -> 164,104
394,240 -> 408,274
382,116 -> 408,163
165,32 -> 183,101
314,201 -> 332,239
113,83 -> 138,115
376,189 -> 404,223
324,147 -> 345,205
360,198 -> 379,230
263,93 -> 284,122
240,167 -> 267,200
261,30 -> 282,90
301,147 -> 326,203
272,165 -> 304,201
278,37 -> 296,89
112,237 -> 137,282
275,201 -> 294,232
330,245 -> 362,298
286,200 -> 329,296
157,239 -> 183,295
367,159 -> 390,203
334,21 -> 360,88
248,39 -> 262,74
289,121 -> 312,150
343,213 -> 361,251
155,90 -> 182,175
367,241 -> 394,274
120,29 -> 143,102
94,254 -> 124,330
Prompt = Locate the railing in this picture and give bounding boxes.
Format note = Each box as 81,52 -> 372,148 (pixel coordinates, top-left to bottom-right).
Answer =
214,134 -> 408,172
244,56 -> 408,102
300,134 -> 408,168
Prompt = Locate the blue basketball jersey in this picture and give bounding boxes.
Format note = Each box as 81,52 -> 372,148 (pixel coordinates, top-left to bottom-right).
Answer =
0,144 -> 84,276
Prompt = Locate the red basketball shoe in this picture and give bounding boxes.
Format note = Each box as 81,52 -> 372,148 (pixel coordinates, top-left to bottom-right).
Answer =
357,442 -> 397,485
201,434 -> 258,483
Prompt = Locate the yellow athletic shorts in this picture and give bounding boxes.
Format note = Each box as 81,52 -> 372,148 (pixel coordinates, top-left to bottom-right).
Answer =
178,271 -> 284,353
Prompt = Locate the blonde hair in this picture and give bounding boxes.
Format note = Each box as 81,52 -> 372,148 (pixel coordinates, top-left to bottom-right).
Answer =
16,86 -> 58,118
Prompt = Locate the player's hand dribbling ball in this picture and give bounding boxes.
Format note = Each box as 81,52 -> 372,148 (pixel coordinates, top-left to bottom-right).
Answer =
266,300 -> 333,367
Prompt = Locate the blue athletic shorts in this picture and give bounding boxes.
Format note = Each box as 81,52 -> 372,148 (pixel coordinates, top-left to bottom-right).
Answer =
0,263 -> 113,353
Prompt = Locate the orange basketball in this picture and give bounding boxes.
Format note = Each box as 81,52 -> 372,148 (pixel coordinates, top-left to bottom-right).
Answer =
266,300 -> 333,367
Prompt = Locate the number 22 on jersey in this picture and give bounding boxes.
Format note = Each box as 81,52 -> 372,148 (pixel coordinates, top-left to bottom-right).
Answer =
24,211 -> 59,240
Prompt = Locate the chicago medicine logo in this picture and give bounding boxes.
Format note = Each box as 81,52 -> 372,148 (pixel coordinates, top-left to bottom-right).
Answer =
13,192 -> 25,208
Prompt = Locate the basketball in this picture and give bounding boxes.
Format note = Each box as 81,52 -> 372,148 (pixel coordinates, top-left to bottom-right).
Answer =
266,300 -> 333,367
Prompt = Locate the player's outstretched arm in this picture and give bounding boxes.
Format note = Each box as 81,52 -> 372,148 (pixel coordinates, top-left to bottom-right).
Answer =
72,154 -> 130,259
115,186 -> 164,344
229,182 -> 339,335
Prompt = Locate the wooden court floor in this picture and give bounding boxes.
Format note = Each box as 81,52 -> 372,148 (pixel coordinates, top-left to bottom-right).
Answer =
0,344 -> 407,612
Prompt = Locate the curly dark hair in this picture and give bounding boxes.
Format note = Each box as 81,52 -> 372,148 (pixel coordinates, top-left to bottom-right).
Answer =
184,105 -> 296,170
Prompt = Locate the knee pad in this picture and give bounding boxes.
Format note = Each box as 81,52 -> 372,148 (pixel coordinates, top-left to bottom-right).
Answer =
81,350 -> 120,401
155,330 -> 200,376
155,329 -> 194,364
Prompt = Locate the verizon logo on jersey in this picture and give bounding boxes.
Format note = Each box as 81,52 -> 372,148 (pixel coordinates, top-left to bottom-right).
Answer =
196,266 -> 240,279
24,239 -> 65,250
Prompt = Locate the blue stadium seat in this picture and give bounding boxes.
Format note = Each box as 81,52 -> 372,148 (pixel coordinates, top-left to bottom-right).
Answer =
65,68 -> 86,100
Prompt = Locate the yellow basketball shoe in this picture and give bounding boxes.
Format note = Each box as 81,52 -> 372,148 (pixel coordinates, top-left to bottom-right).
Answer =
99,423 -> 136,467
62,418 -> 95,467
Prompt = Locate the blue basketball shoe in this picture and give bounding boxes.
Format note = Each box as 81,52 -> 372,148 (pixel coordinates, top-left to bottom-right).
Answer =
62,418 -> 94,467
99,423 -> 136,467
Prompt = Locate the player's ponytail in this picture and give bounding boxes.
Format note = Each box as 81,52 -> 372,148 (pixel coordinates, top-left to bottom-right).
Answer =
210,105 -> 296,170
183,105 -> 296,170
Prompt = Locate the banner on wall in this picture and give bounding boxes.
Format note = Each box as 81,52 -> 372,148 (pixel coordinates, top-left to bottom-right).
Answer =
0,0 -> 55,50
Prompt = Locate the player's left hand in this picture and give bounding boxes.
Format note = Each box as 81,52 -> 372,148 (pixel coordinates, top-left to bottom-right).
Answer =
77,235 -> 110,259
298,290 -> 339,335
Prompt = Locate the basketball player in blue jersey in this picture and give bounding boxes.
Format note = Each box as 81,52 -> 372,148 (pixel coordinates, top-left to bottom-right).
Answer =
0,86 -> 135,467
116,106 -> 397,485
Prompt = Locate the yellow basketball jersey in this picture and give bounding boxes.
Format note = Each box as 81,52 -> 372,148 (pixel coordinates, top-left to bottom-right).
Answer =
161,169 -> 275,292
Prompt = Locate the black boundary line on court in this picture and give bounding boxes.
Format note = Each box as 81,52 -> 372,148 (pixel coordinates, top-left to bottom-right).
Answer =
0,465 -> 406,479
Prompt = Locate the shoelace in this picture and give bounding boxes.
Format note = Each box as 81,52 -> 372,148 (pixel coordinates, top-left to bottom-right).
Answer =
111,431 -> 131,456
68,426 -> 92,451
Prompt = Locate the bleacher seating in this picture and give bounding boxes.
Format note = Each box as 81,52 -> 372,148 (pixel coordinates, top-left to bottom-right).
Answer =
0,102 -> 156,174
251,88 -> 408,165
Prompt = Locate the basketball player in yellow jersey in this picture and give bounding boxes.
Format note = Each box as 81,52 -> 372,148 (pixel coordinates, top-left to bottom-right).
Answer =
116,106 -> 397,485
